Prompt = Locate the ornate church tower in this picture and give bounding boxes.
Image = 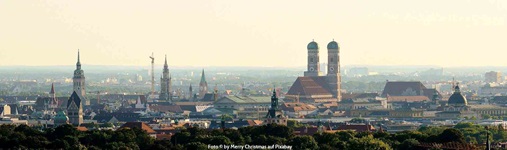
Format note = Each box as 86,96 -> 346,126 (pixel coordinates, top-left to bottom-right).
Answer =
199,69 -> 208,99
159,55 -> 172,101
326,40 -> 342,101
264,89 -> 287,125
304,40 -> 320,77
73,50 -> 86,98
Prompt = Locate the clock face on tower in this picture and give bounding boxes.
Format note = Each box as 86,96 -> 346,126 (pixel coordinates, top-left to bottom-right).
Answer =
310,67 -> 314,71
330,67 -> 335,72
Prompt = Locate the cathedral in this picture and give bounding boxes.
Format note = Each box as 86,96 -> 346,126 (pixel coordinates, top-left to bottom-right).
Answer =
159,55 -> 172,101
286,40 -> 342,103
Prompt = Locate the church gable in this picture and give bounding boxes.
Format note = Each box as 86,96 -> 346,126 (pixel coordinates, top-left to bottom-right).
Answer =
67,91 -> 82,109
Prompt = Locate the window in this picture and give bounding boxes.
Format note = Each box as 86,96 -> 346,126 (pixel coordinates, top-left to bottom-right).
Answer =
310,58 -> 314,63
330,58 -> 334,62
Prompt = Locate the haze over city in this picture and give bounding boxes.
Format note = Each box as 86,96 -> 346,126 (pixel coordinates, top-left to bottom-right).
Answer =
1,0 -> 507,67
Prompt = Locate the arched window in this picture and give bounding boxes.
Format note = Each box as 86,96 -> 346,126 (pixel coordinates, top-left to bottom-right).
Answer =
310,58 -> 314,63
330,58 -> 334,62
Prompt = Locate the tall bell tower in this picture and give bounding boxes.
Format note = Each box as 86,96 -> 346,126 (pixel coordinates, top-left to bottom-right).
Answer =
73,50 -> 86,98
326,40 -> 342,101
304,40 -> 320,77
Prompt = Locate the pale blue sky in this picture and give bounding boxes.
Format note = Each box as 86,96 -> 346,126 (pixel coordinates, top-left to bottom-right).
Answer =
0,0 -> 506,67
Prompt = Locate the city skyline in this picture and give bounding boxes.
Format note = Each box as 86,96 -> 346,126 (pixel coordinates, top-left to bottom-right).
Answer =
1,1 -> 507,67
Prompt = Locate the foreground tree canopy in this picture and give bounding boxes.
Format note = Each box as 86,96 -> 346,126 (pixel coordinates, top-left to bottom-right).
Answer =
0,122 -> 502,149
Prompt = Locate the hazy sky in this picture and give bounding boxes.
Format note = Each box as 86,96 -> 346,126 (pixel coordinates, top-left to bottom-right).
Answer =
1,0 -> 506,67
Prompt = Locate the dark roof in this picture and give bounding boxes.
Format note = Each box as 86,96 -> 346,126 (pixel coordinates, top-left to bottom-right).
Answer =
448,86 -> 467,105
287,76 -> 332,96
179,105 -> 197,112
149,105 -> 184,113
382,81 -> 426,97
201,93 -> 216,101
67,91 -> 82,108
92,115 -> 115,123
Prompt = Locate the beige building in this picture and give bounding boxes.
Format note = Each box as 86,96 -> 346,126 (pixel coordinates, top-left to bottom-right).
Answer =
485,71 -> 503,83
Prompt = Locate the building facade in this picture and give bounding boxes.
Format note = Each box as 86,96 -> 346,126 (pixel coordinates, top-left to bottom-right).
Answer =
485,71 -> 502,83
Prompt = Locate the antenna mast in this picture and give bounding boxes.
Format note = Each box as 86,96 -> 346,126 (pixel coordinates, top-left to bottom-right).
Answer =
149,52 -> 155,99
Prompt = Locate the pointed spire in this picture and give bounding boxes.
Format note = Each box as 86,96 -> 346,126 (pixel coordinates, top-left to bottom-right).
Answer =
76,49 -> 81,69
200,69 -> 206,84
50,83 -> 55,94
164,55 -> 168,68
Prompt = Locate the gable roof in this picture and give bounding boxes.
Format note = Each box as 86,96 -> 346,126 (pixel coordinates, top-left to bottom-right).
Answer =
287,76 -> 333,96
67,91 -> 82,108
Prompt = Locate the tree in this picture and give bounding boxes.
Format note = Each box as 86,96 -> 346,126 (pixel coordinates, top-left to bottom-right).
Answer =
287,135 -> 319,150
438,128 -> 466,143
186,142 -> 208,150
397,138 -> 420,150
287,120 -> 304,128
454,122 -> 475,129
482,114 -> 492,119
347,135 -> 392,150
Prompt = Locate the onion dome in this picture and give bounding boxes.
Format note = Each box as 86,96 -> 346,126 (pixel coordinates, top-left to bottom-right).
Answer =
307,40 -> 319,50
327,40 -> 339,49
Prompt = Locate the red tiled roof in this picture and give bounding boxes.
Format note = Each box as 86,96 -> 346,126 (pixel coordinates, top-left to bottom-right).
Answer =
336,124 -> 375,132
281,103 -> 317,112
119,122 -> 156,134
76,126 -> 88,131
287,76 -> 332,96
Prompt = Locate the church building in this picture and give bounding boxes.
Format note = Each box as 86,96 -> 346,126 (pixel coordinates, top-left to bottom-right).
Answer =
68,50 -> 84,126
286,40 -> 342,103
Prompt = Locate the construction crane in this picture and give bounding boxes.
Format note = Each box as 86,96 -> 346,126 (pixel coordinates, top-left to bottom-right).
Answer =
87,91 -> 107,104
149,52 -> 155,99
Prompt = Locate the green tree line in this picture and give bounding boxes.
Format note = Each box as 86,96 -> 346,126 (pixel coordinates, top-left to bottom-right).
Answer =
0,122 -> 503,150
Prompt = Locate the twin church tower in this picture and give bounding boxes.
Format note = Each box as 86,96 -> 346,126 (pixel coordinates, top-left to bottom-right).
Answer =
287,40 -> 342,103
